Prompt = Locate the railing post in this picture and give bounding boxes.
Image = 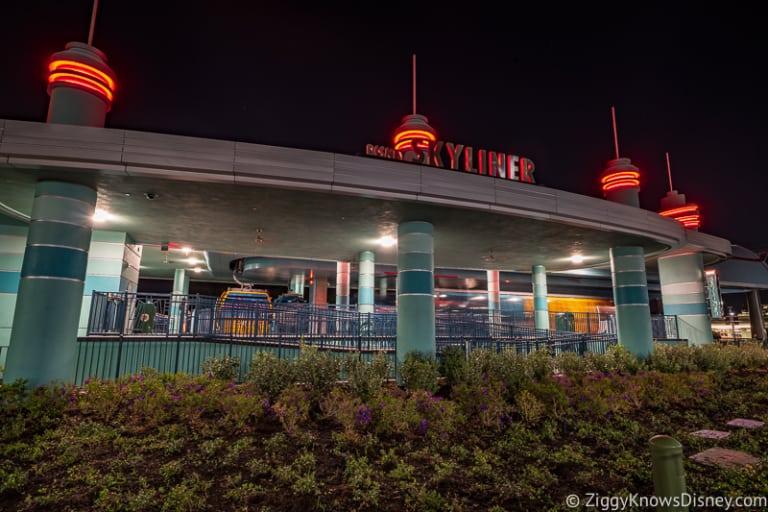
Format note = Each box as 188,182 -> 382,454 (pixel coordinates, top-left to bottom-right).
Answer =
114,291 -> 128,380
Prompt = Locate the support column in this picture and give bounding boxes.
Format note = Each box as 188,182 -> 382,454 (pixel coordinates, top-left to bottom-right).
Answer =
311,271 -> 328,306
5,181 -> 96,386
487,269 -> 501,330
335,262 -> 350,308
0,225 -> 28,374
747,289 -> 766,342
78,231 -> 141,337
358,251 -> 375,314
610,246 -> 654,358
396,221 -> 435,364
379,276 -> 388,299
290,272 -> 305,296
170,268 -> 190,334
532,265 -> 549,330
658,252 -> 713,345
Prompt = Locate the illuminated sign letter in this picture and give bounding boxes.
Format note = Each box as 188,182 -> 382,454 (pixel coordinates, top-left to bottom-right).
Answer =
507,155 -> 520,180
463,146 -> 478,174
431,141 -> 444,167
520,158 -> 536,183
477,149 -> 487,175
445,142 -> 464,170
488,151 -> 506,178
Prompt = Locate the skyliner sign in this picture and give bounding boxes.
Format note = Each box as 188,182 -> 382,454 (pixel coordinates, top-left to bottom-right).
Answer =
365,141 -> 536,183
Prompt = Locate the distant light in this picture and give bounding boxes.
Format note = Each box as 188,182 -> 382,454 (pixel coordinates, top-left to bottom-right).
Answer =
186,257 -> 201,265
570,254 -> 584,264
191,267 -> 203,274
92,209 -> 111,223
182,247 -> 192,255
378,236 -> 397,247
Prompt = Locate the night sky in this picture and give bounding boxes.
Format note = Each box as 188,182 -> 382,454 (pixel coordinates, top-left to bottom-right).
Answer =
2,2 -> 766,251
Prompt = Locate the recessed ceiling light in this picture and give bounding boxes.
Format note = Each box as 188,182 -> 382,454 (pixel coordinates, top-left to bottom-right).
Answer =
570,254 -> 584,264
92,209 -> 111,222
378,235 -> 397,247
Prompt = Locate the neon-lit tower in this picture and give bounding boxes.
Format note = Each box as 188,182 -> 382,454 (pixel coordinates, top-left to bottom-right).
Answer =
600,107 -> 641,207
46,1 -> 116,127
658,152 -> 700,230
392,54 -> 436,163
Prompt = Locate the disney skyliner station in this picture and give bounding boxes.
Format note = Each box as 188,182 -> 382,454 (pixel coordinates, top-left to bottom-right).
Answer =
2,13 -> 768,389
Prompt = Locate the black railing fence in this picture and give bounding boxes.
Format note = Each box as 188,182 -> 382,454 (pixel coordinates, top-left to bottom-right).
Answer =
77,291 -> 688,384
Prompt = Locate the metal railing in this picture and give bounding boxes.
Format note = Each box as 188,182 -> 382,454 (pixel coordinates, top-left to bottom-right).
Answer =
77,291 -> 621,384
651,314 -> 680,339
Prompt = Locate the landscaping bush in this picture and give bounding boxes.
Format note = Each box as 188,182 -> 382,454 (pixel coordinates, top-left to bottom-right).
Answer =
399,351 -> 440,393
247,350 -> 297,401
200,355 -> 241,381
343,351 -> 391,403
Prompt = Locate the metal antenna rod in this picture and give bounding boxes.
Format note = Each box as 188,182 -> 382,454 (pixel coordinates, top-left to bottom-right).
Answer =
611,106 -> 620,159
665,151 -> 674,191
88,0 -> 99,46
412,54 -> 417,115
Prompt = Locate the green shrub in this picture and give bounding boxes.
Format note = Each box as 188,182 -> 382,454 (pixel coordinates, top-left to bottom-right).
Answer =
344,351 -> 391,403
486,350 -> 528,396
554,350 -> 586,375
296,344 -> 342,403
247,350 -> 297,401
400,351 -> 440,393
201,355 -> 241,381
440,346 -> 466,387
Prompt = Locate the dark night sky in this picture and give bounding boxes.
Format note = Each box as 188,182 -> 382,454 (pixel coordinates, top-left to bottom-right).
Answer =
2,2 -> 766,251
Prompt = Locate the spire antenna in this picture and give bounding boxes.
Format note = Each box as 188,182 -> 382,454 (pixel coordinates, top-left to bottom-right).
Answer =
611,106 -> 620,159
665,151 -> 674,192
87,0 -> 99,46
411,53 -> 417,115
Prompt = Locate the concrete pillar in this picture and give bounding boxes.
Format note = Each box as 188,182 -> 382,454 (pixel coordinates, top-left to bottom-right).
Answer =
0,225 -> 27,374
170,268 -> 190,334
747,289 -> 766,342
335,261 -> 350,308
379,276 -> 388,299
78,231 -> 141,337
532,265 -> 549,330
610,246 -> 654,358
5,181 -> 96,386
658,252 -> 713,345
396,221 -> 435,365
290,272 -> 304,296
487,269 -> 501,331
358,251 -> 375,314
311,271 -> 328,306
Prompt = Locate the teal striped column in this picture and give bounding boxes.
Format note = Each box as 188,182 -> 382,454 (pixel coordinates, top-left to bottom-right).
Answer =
170,269 -> 190,334
532,265 -> 549,330
0,225 -> 28,373
335,262 -> 350,308
290,272 -> 304,296
78,231 -> 141,337
610,246 -> 654,358
5,181 -> 96,386
396,221 -> 435,365
658,253 -> 713,346
358,251 -> 375,314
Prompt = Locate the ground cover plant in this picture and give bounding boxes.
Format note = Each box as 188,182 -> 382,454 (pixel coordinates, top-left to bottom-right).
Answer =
1,343 -> 767,511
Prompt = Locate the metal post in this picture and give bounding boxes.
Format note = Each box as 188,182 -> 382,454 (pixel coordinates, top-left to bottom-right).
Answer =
649,435 -> 687,512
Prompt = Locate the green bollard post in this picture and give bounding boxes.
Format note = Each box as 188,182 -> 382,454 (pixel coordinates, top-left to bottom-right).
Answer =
649,435 -> 688,512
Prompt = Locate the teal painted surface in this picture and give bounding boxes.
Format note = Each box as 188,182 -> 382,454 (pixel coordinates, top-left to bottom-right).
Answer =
0,271 -> 20,293
21,246 -> 88,280
396,221 -> 435,369
0,295 -> 18,331
614,286 -> 654,305
83,276 -> 121,295
27,222 -> 91,248
6,278 -> 86,385
0,253 -> 25,270
35,181 -> 98,205
398,252 -> 432,269
610,246 -> 653,358
358,251 -> 375,314
84,258 -> 124,276
6,182 -> 95,387
658,253 -> 712,345
398,271 -> 433,294
532,265 -> 549,330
